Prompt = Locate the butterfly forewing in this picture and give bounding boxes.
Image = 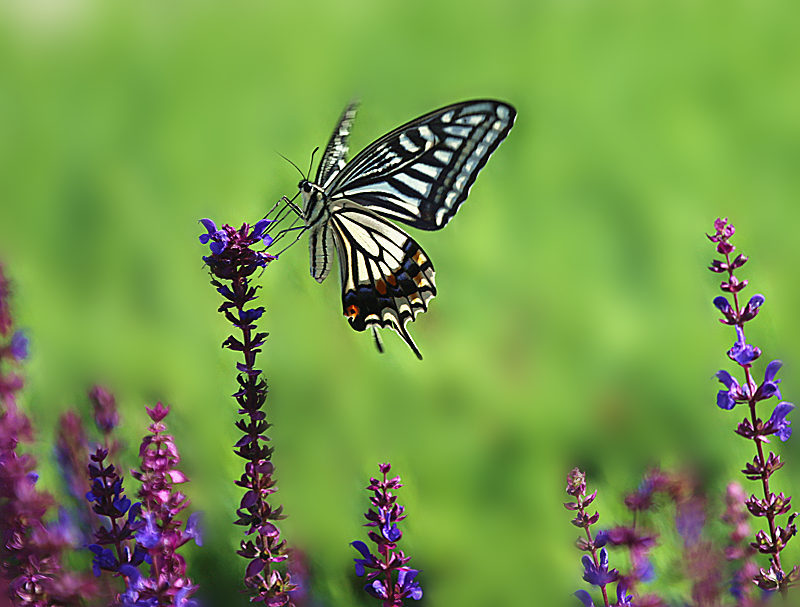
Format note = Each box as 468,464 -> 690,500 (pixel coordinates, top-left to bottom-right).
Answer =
326,100 -> 515,230
329,204 -> 436,359
315,102 -> 359,189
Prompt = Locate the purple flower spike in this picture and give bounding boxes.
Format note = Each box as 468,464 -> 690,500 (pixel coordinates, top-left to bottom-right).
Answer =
352,464 -> 421,604
707,218 -> 799,592
128,403 -> 199,604
201,215 -> 295,603
564,468 -> 627,603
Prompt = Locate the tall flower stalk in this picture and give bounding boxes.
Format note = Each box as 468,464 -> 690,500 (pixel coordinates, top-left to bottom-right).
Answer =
708,217 -> 799,591
200,218 -> 295,604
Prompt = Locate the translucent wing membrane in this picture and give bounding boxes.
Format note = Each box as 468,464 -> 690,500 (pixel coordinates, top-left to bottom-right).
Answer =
315,101 -> 359,189
329,204 -> 436,359
327,100 -> 516,230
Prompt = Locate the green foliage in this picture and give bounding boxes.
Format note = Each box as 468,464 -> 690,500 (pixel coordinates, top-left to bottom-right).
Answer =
1,0 -> 799,604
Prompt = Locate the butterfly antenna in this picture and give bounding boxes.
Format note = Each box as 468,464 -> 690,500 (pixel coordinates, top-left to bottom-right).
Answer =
277,152 -> 306,179
307,146 -> 320,180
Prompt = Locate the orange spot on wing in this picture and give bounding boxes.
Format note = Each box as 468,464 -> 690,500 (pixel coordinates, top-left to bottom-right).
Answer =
386,273 -> 398,286
345,304 -> 360,318
413,272 -> 426,287
375,279 -> 387,295
412,250 -> 427,265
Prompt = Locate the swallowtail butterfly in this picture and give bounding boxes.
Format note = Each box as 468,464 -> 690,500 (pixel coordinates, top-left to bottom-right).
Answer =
298,100 -> 516,359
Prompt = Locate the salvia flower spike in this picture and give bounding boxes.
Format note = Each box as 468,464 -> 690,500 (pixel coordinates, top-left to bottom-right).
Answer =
351,463 -> 422,606
708,217 -> 799,591
200,217 -> 296,604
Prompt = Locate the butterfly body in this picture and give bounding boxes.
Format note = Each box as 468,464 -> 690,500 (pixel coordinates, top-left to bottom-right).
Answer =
300,100 -> 516,358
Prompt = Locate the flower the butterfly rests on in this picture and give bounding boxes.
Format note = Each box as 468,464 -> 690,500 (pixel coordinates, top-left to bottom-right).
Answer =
299,99 -> 516,359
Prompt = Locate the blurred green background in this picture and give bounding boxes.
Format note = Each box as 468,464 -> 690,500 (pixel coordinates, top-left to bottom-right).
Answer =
2,0 -> 800,604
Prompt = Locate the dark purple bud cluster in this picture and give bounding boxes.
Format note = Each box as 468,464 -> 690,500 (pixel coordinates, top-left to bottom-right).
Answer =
0,264 -> 95,604
90,385 -> 121,436
54,410 -> 94,542
86,447 -> 148,579
55,384 -> 125,549
200,218 -> 295,604
565,468 -> 632,607
708,217 -> 799,591
351,463 -> 422,606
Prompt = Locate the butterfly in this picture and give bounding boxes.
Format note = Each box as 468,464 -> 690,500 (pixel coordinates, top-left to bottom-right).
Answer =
297,99 -> 516,359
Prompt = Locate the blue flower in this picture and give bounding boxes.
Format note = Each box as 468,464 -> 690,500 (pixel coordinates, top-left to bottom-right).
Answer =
713,296 -> 732,315
748,294 -> 765,307
89,544 -> 119,576
581,548 -> 619,587
10,330 -> 28,360
185,512 -> 203,546
715,369 -> 745,410
728,326 -> 761,365
239,308 -> 264,323
755,360 -> 783,401
249,219 -> 274,243
381,513 -> 402,542
365,579 -> 389,600
117,565 -> 159,607
574,589 -> 594,606
616,583 -> 634,606
397,568 -> 423,601
199,219 -> 229,255
174,586 -> 199,607
351,540 -> 379,577
767,402 -> 794,442
135,512 -> 161,549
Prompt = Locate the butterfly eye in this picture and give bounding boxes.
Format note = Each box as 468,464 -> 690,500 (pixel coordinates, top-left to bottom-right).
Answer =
298,180 -> 313,194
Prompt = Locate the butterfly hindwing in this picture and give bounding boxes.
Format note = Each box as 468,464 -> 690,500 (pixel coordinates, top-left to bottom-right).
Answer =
326,100 -> 516,230
329,204 -> 436,359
